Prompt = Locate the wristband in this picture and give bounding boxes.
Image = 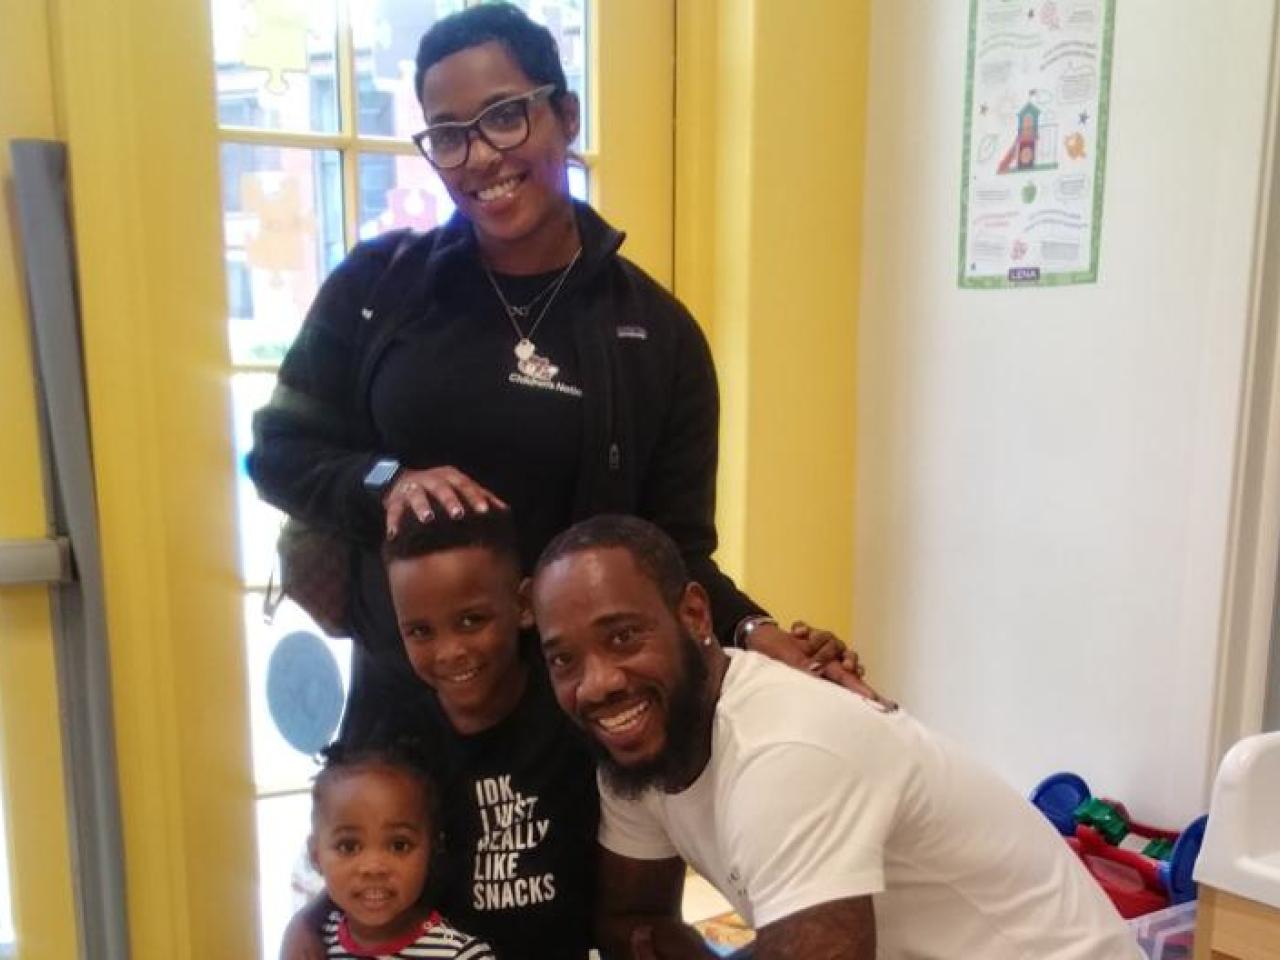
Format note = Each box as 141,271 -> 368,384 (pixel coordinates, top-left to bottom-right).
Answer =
733,615 -> 778,649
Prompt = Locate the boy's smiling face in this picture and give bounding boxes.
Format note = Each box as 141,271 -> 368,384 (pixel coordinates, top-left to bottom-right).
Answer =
388,545 -> 532,734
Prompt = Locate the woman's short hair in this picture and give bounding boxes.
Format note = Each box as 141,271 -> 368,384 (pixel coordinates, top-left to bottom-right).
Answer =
415,2 -> 569,105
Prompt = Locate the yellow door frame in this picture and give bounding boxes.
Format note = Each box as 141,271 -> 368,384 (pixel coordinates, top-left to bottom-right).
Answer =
48,0 -> 257,953
0,0 -> 81,956
591,0 -> 675,286
673,0 -> 868,641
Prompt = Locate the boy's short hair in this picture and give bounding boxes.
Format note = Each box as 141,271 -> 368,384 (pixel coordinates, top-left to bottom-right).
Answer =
382,507 -> 521,571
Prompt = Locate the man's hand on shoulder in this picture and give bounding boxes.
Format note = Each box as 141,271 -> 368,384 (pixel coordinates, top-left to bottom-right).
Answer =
754,896 -> 876,960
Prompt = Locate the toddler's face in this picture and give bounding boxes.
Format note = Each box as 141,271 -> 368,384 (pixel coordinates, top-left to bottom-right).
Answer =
309,765 -> 431,945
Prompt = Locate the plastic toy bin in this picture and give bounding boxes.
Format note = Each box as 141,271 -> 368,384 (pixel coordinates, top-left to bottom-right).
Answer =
1128,901 -> 1196,960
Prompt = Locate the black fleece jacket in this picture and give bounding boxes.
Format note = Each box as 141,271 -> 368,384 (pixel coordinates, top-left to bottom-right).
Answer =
247,201 -> 764,644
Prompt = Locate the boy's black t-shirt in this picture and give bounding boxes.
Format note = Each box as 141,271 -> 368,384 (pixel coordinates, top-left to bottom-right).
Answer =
412,654 -> 599,960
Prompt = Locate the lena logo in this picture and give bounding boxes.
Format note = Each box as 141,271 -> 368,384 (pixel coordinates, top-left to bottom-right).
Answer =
1008,266 -> 1041,284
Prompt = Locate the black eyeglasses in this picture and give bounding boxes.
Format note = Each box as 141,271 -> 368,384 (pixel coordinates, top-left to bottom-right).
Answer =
412,85 -> 557,170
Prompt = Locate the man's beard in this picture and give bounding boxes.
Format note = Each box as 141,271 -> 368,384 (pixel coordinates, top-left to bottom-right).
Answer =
590,625 -> 712,800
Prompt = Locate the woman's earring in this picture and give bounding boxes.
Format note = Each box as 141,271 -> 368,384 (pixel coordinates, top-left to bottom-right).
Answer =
701,635 -> 714,648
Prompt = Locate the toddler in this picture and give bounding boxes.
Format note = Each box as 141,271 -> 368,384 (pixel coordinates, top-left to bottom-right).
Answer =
308,741 -> 495,959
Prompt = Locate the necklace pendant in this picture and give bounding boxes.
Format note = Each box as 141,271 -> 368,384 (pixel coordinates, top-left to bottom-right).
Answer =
514,338 -> 536,361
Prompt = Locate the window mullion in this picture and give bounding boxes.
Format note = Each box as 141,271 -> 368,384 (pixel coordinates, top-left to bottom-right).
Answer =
351,136 -> 420,156
217,127 -> 350,151
336,0 -> 359,250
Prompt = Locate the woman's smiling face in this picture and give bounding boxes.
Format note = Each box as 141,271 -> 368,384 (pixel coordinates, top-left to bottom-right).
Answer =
419,40 -> 579,257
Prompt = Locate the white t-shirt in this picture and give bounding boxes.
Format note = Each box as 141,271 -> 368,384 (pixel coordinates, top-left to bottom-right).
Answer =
599,651 -> 1140,959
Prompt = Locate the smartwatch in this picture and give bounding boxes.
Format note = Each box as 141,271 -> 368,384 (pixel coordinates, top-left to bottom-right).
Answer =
363,458 -> 402,498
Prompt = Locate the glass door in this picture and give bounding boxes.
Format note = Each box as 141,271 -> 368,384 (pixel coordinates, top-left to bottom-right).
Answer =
205,1 -> 672,953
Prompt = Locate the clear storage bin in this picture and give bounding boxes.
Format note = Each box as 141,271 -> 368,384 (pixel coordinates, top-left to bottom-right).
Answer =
1127,900 -> 1196,960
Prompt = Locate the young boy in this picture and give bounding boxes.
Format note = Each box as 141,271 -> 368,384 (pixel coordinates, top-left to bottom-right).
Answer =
308,740 -> 494,959
379,509 -> 598,960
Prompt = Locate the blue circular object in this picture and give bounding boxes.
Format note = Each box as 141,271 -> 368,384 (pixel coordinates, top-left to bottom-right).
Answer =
266,631 -> 344,756
1030,772 -> 1092,836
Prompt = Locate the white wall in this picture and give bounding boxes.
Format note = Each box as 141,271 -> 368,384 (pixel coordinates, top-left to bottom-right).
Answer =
857,0 -> 1276,825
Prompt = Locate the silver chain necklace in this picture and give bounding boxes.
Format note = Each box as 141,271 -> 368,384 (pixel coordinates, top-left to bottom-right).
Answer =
483,247 -> 582,378
487,265 -> 565,319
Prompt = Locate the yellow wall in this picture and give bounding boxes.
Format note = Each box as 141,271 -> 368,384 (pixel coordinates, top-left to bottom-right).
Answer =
676,0 -> 869,638
0,0 -> 80,955
593,0 -> 676,285
45,0 -> 257,954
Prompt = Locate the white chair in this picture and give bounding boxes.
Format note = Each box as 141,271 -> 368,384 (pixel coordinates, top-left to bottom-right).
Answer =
1193,731 -> 1280,959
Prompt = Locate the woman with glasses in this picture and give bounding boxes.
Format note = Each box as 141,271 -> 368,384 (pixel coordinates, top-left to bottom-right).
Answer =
253,4 -> 867,955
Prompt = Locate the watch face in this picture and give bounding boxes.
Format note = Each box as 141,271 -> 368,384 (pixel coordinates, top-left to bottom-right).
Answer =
365,459 -> 400,490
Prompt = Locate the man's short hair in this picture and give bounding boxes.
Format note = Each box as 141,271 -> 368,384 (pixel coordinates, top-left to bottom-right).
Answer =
534,514 -> 689,610
415,2 -> 569,105
382,507 -> 521,570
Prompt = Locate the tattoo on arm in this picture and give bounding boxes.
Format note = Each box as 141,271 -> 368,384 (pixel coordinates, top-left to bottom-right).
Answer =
596,848 -> 691,958
754,897 -> 876,960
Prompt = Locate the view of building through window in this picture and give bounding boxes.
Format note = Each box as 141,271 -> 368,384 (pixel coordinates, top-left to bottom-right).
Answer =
209,1 -> 587,952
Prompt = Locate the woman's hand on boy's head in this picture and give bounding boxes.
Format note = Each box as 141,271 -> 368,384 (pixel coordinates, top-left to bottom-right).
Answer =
384,465 -> 509,538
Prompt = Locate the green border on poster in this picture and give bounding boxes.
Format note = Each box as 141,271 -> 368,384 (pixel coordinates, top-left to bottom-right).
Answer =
957,0 -> 1116,289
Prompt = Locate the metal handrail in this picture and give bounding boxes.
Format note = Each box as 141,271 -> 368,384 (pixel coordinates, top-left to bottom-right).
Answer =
0,537 -> 73,586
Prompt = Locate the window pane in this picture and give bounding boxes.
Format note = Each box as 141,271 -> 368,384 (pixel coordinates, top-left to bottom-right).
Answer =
211,0 -> 341,134
220,143 -> 344,366
242,595 -> 352,793
568,162 -> 588,203
506,0 -> 589,150
352,0 -> 467,139
231,373 -> 284,587
256,792 -> 321,959
357,152 -> 455,239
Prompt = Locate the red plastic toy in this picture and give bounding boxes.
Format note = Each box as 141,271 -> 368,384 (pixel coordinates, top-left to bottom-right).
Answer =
1031,773 -> 1207,919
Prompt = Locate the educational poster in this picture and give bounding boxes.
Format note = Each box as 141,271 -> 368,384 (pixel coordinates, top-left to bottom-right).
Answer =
959,0 -> 1115,288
